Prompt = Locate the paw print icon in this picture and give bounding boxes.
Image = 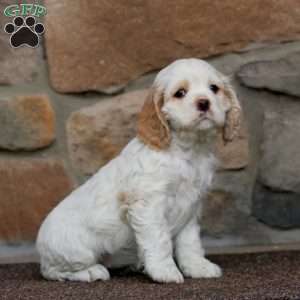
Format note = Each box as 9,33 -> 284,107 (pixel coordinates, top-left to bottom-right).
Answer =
4,16 -> 45,48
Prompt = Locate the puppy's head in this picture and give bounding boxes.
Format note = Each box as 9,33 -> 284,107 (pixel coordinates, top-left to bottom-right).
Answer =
137,59 -> 242,150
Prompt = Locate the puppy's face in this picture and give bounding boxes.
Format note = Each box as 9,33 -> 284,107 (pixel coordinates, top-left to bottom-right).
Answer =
138,59 -> 241,150
158,59 -> 231,132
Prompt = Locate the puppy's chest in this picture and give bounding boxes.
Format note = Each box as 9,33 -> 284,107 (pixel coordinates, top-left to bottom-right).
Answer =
168,158 -> 209,199
165,161 -> 209,233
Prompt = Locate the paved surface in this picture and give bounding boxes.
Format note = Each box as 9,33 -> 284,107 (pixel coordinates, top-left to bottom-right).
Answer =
0,251 -> 300,300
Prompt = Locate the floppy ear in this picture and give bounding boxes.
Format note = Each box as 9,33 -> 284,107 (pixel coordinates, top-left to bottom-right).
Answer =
137,87 -> 171,150
222,81 -> 242,143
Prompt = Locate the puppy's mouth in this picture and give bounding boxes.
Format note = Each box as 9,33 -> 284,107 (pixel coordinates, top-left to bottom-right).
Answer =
193,114 -> 212,129
197,113 -> 223,129
198,112 -> 213,123
199,114 -> 209,121
198,118 -> 213,128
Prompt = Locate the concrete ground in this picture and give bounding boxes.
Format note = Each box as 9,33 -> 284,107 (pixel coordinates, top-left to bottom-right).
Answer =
2,226 -> 300,264
1,251 -> 300,300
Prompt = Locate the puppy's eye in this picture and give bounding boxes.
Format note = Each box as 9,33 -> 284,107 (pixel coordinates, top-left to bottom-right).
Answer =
210,84 -> 219,94
174,88 -> 187,98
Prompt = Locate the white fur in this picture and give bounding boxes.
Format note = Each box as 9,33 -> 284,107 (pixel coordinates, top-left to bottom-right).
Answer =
36,59 -> 232,283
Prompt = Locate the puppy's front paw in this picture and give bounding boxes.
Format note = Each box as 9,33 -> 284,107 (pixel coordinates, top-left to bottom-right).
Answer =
146,260 -> 184,283
180,257 -> 222,279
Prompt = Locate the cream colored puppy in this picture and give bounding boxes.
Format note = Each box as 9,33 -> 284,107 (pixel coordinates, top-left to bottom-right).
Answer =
37,58 -> 241,283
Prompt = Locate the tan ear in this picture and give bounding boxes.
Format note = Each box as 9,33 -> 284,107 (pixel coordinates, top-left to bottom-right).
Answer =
222,82 -> 242,143
137,87 -> 171,150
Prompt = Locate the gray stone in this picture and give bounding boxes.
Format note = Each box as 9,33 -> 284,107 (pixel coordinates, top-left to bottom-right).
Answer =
0,1 -> 43,85
258,97 -> 300,193
201,190 -> 247,236
237,52 -> 300,97
0,95 -> 56,151
253,183 -> 300,229
214,119 -> 249,170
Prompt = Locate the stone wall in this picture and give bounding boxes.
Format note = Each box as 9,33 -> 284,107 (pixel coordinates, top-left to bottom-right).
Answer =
1,1 -> 300,254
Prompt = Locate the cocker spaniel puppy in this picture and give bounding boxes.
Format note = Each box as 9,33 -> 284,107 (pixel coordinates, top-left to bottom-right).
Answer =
37,58 -> 241,283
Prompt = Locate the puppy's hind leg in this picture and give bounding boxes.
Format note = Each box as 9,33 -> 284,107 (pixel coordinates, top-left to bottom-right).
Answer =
41,263 -> 110,282
66,264 -> 110,282
40,248 -> 110,282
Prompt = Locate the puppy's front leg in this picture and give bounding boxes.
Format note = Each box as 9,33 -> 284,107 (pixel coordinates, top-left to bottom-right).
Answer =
129,198 -> 184,283
175,217 -> 222,278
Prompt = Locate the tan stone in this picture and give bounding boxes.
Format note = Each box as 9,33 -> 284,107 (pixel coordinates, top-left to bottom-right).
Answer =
45,0 -> 300,93
0,95 -> 56,150
0,159 -> 74,241
67,90 -> 146,176
215,120 -> 249,170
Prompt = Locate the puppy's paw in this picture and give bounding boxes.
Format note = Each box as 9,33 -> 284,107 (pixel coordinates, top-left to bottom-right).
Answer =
180,258 -> 222,279
146,260 -> 184,283
88,264 -> 110,281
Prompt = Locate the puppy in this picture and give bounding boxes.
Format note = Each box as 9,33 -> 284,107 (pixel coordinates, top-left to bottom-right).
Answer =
36,58 -> 241,283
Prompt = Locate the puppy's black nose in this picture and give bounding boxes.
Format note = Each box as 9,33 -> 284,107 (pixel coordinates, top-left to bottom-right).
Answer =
197,99 -> 210,112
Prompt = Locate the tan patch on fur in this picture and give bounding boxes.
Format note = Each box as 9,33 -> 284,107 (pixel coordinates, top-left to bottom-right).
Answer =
117,192 -> 130,223
117,191 -> 128,204
170,80 -> 189,100
117,191 -> 139,223
137,87 -> 171,150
